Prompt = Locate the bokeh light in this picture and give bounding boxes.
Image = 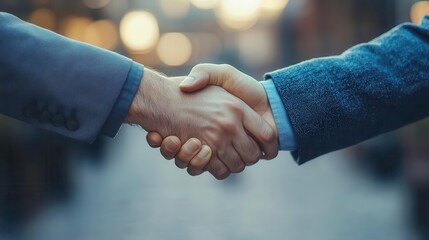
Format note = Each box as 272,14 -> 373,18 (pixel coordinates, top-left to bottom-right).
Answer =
238,29 -> 275,67
160,0 -> 190,18
190,0 -> 220,9
28,8 -> 57,31
188,33 -> 222,60
61,17 -> 92,42
215,0 -> 261,31
83,20 -> 118,50
120,11 -> 159,53
156,33 -> 192,66
411,1 -> 429,24
83,0 -> 111,9
260,0 -> 289,18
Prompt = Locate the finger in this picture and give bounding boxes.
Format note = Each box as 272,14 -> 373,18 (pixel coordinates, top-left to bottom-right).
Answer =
232,129 -> 261,166
205,155 -> 231,180
146,132 -> 163,148
180,64 -> 234,92
217,145 -> 246,173
179,64 -> 263,109
179,72 -> 210,92
175,138 -> 202,169
187,166 -> 206,176
242,105 -> 279,160
187,145 -> 212,176
179,63 -> 231,92
160,136 -> 181,160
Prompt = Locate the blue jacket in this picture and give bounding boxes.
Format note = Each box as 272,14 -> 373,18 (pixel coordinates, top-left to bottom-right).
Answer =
266,16 -> 429,164
0,12 -> 142,143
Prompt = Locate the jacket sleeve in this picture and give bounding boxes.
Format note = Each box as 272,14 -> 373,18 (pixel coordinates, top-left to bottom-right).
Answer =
266,16 -> 429,164
0,12 -> 136,143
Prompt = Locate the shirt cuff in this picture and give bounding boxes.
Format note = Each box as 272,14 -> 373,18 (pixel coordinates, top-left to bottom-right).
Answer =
260,80 -> 298,151
101,62 -> 144,137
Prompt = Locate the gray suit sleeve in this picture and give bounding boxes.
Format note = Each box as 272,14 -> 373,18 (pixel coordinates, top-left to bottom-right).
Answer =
267,16 -> 429,164
0,12 -> 134,143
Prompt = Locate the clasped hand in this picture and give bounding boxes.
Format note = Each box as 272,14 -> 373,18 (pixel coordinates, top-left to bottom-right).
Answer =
126,64 -> 279,179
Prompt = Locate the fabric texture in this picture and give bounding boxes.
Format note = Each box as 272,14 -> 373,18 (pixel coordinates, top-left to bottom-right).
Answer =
260,80 -> 297,151
266,16 -> 429,164
0,12 -> 140,143
102,62 -> 143,137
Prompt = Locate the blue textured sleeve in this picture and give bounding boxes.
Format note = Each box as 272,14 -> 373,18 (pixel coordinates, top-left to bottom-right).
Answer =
260,80 -> 297,151
266,16 -> 429,164
101,62 -> 144,137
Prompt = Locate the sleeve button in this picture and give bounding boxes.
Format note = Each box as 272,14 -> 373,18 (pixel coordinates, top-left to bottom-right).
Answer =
38,110 -> 52,123
66,118 -> 80,131
52,114 -> 66,127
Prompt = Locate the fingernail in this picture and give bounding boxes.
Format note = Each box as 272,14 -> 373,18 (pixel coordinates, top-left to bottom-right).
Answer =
198,146 -> 211,158
165,138 -> 180,152
186,139 -> 200,153
180,76 -> 196,87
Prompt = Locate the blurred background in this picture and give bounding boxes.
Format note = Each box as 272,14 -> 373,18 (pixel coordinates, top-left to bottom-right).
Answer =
0,0 -> 429,239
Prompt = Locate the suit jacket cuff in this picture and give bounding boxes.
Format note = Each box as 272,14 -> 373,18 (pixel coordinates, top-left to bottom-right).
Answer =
260,79 -> 298,151
101,62 -> 143,137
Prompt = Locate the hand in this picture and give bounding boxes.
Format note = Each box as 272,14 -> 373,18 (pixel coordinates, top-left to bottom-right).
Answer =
146,64 -> 279,173
126,68 -> 277,179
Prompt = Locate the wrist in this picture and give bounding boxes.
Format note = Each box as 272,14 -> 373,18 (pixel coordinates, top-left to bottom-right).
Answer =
125,68 -> 164,127
124,80 -> 144,125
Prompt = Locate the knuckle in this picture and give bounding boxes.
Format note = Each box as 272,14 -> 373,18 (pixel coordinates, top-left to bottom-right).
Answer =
161,151 -> 174,160
264,150 -> 279,160
192,63 -> 205,72
177,152 -> 192,164
215,170 -> 230,180
232,161 -> 245,173
225,101 -> 243,116
212,115 -> 240,135
220,64 -> 235,73
187,167 -> 203,176
240,139 -> 261,164
175,158 -> 188,169
208,161 -> 228,179
220,120 -> 238,134
192,63 -> 211,70
246,149 -> 261,165
261,126 -> 276,143
207,134 -> 224,148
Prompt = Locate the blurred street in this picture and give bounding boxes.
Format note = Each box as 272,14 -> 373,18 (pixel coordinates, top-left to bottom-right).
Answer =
6,126 -> 417,240
1,0 -> 428,239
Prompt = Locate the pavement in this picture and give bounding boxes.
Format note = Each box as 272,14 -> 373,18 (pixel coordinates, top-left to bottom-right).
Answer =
11,125 -> 418,240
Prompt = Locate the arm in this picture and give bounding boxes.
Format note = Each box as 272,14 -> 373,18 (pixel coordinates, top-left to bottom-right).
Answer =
267,16 -> 429,164
0,13 -> 278,180
0,12 -> 139,142
151,16 -> 429,166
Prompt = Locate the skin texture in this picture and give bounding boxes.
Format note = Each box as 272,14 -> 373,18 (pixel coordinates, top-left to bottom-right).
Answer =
126,68 -> 278,180
146,64 -> 279,178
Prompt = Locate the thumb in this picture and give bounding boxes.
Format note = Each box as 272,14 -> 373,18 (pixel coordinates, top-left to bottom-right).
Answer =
179,67 -> 210,92
181,64 -> 265,109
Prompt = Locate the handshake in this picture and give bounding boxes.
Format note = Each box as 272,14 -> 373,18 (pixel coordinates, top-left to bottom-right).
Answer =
2,12 -> 426,182
125,64 -> 279,180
